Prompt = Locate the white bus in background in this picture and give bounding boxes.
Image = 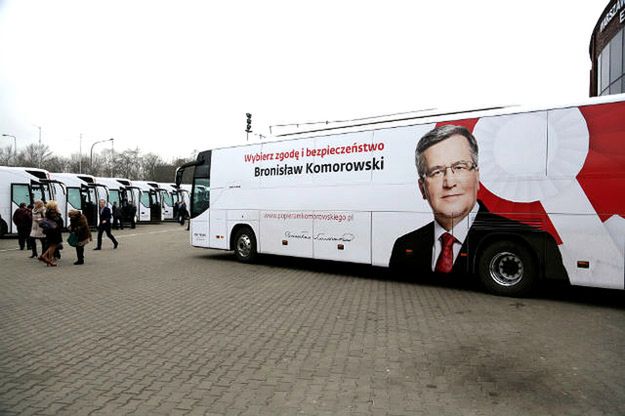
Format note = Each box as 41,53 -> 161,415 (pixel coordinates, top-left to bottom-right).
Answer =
132,180 -> 162,223
50,173 -> 108,228
96,177 -> 140,226
156,182 -> 176,221
176,94 -> 625,297
0,167 -> 56,236
157,182 -> 190,221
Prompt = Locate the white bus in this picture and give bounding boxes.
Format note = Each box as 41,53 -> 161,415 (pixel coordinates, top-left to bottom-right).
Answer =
176,95 -> 625,296
0,167 -> 55,236
156,182 -> 177,221
132,180 -> 162,223
157,182 -> 190,221
50,173 -> 108,228
95,177 -> 140,226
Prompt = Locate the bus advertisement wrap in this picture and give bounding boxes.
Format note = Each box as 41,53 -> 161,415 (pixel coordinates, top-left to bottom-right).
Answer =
186,98 -> 625,295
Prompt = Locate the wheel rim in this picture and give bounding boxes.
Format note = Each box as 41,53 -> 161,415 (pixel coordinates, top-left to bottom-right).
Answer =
488,251 -> 524,286
237,234 -> 252,258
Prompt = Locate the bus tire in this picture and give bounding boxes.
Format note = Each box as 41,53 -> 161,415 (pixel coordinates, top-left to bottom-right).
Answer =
478,240 -> 537,297
233,227 -> 257,263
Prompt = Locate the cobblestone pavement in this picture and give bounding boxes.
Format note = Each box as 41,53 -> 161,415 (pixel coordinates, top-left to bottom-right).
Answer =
1,223 -> 625,415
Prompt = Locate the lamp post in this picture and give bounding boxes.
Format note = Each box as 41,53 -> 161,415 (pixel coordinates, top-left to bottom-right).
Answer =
34,125 -> 42,168
90,138 -> 114,174
1,134 -> 17,165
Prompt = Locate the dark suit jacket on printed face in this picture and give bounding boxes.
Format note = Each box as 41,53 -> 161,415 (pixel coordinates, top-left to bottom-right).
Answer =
389,201 -> 568,280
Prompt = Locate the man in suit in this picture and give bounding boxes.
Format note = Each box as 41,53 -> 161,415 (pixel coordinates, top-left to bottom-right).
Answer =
389,125 -> 567,286
94,199 -> 119,250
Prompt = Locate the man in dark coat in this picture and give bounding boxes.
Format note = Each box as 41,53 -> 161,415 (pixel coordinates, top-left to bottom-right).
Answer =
94,199 -> 118,250
112,201 -> 124,230
389,125 -> 567,283
12,203 -> 32,250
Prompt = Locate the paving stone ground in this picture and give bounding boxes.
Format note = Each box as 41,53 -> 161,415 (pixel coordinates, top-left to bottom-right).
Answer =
1,223 -> 625,415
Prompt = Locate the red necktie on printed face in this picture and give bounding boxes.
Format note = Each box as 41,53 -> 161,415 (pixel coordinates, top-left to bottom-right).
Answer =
435,232 -> 456,273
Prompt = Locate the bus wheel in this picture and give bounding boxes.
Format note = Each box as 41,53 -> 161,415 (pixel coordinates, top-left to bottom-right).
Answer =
478,241 -> 536,297
233,227 -> 257,263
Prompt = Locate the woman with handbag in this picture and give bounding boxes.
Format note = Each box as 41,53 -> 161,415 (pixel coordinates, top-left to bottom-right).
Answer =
29,200 -> 46,258
39,200 -> 63,267
68,210 -> 92,265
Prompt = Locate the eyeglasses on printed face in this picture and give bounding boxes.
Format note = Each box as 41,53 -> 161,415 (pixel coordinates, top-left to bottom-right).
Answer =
423,160 -> 477,179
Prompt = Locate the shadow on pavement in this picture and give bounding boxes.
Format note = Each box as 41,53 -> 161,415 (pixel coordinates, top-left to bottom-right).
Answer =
198,250 -> 625,309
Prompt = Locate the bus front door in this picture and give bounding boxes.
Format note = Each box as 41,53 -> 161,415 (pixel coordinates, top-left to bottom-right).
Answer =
81,187 -> 98,228
150,190 -> 161,222
8,184 -> 31,235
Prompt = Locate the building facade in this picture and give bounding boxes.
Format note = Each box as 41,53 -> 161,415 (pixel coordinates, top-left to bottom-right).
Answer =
590,0 -> 625,96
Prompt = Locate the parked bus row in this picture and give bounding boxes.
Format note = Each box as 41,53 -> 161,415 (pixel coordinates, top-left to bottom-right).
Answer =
0,167 -> 190,236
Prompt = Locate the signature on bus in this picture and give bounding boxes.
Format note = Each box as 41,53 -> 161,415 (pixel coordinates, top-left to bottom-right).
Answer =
285,231 -> 355,242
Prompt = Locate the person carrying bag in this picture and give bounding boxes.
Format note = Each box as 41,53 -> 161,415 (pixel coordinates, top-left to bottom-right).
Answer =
68,210 -> 92,265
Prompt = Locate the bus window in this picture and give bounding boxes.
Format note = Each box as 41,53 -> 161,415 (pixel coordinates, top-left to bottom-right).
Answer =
191,178 -> 210,217
11,184 -> 30,206
44,184 -> 53,201
67,188 -> 82,210
87,187 -> 97,204
109,190 -> 120,206
161,191 -> 173,207
31,183 -> 52,202
140,192 -> 150,208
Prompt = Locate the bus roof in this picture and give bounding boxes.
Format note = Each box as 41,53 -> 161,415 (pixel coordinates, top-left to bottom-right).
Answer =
200,93 -> 625,152
0,166 -> 50,180
95,177 -> 133,190
50,172 -> 100,187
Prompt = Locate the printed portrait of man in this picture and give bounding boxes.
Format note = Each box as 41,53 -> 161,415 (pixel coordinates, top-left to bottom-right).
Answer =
389,124 -> 567,283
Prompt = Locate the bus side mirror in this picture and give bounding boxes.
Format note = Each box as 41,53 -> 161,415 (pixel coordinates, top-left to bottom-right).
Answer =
175,168 -> 184,187
175,160 -> 201,187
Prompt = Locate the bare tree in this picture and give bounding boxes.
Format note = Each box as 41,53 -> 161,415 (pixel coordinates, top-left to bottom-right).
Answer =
42,155 -> 69,172
65,153 -> 91,174
0,145 -> 12,166
97,148 -> 116,177
114,148 -> 141,179
16,144 -> 53,168
141,153 -> 162,180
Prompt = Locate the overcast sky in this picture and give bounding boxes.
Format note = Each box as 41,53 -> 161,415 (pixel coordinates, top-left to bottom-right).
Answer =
0,0 -> 610,160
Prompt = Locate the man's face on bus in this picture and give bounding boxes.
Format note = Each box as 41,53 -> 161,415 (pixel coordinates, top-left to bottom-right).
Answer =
99,199 -> 105,209
418,134 -> 480,231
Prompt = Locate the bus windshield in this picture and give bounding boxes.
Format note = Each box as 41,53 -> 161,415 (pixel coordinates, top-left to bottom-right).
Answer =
109,190 -> 120,206
161,191 -> 173,207
31,183 -> 51,202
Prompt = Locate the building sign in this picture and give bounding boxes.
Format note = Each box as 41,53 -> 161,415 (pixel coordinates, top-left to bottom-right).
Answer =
600,0 -> 625,32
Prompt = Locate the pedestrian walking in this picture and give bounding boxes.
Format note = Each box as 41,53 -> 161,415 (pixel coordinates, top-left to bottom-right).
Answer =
29,200 -> 46,259
39,200 -> 63,267
68,210 -> 92,265
12,202 -> 32,250
94,199 -> 118,250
